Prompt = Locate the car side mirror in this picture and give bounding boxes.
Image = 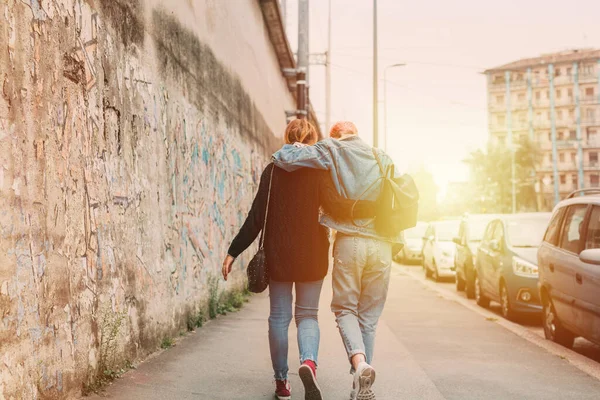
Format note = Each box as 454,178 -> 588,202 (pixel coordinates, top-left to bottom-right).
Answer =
453,237 -> 462,245
579,249 -> 600,265
489,239 -> 500,252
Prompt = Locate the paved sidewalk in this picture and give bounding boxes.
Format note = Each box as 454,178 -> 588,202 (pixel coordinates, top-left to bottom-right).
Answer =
89,267 -> 600,400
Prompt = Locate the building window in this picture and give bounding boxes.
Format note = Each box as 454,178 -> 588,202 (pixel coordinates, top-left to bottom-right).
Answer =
591,174 -> 600,188
556,89 -> 562,99
518,93 -> 525,103
548,132 -> 552,141
535,91 -> 541,101
546,90 -> 550,99
558,131 -> 565,140
559,153 -> 565,163
591,152 -> 599,163
572,174 -> 578,185
567,67 -> 572,76
560,174 -> 566,185
568,88 -> 573,99
586,87 -> 595,98
586,109 -> 596,121
557,110 -> 563,120
582,64 -> 594,76
571,152 -> 577,162
569,130 -> 577,140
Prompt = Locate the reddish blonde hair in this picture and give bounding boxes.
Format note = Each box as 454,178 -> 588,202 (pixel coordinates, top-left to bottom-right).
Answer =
330,121 -> 358,139
285,119 -> 318,145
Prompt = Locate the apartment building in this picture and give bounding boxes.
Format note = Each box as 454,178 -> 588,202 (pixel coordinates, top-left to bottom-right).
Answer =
485,49 -> 600,209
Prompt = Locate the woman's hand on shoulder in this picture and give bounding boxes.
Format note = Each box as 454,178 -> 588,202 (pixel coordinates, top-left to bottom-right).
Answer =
222,255 -> 235,281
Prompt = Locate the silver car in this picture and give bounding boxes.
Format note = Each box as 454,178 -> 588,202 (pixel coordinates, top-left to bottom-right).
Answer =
394,222 -> 428,264
422,220 -> 461,281
538,189 -> 600,348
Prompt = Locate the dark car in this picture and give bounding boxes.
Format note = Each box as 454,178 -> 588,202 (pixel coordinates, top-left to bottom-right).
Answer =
453,214 -> 500,298
474,213 -> 552,320
538,190 -> 600,348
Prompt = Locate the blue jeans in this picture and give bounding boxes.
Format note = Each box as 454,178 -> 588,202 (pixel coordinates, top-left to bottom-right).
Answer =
331,234 -> 392,371
269,279 -> 324,380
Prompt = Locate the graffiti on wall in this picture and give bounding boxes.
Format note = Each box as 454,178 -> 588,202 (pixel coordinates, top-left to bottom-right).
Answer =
0,1 -> 276,397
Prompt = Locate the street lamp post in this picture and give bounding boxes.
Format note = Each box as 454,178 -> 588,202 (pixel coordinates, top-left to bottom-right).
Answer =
384,63 -> 406,152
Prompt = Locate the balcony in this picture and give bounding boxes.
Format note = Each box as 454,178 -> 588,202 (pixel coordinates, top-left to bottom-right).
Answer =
557,140 -> 578,149
580,96 -> 598,105
579,73 -> 598,83
582,119 -> 599,127
584,161 -> 600,171
553,76 -> 574,86
585,138 -> 600,148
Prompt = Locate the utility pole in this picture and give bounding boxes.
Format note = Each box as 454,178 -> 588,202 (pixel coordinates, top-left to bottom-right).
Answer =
372,0 -> 379,147
297,0 -> 309,119
325,0 -> 332,133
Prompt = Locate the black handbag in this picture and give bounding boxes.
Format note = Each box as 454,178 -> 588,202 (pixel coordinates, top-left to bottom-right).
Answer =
246,166 -> 274,293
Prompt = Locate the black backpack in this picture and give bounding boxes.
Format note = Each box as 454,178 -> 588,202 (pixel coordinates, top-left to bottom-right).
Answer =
353,149 -> 419,238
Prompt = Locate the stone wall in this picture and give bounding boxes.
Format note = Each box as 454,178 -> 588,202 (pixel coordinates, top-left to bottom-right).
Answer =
0,0 -> 293,397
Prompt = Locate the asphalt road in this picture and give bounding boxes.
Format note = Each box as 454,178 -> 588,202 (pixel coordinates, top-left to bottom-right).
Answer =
89,264 -> 600,399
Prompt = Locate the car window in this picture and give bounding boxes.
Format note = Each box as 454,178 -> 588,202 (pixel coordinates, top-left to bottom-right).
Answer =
585,206 -> 600,250
493,222 -> 504,249
469,218 -> 494,242
433,221 -> 460,242
559,205 -> 588,254
544,208 -> 566,246
458,222 -> 466,244
482,221 -> 496,243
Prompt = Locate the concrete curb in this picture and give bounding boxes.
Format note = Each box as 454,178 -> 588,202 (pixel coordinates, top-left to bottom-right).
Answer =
397,264 -> 600,382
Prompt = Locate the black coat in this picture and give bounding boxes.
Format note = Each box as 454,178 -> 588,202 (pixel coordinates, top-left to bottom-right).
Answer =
228,163 -> 375,282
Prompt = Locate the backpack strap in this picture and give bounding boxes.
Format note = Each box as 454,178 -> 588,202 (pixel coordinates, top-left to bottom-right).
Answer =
372,148 -> 385,175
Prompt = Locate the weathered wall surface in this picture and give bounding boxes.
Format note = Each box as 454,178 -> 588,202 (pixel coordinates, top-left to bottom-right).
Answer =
0,0 -> 292,398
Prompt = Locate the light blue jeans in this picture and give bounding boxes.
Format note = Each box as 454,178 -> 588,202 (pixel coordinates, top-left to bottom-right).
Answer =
269,279 -> 324,380
331,234 -> 392,371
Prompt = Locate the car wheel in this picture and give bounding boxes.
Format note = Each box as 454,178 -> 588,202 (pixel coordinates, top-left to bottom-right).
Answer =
500,282 -> 516,321
456,272 -> 466,292
424,259 -> 432,278
432,261 -> 440,282
543,296 -> 575,348
475,273 -> 490,308
465,270 -> 476,299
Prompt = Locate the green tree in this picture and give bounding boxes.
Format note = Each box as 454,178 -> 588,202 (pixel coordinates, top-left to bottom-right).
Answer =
464,137 -> 540,214
411,166 -> 439,221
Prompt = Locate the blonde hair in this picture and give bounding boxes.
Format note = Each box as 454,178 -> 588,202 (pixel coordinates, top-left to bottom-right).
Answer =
285,119 -> 318,145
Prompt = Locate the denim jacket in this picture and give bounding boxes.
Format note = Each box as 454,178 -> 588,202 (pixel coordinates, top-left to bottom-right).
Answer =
272,136 -> 403,243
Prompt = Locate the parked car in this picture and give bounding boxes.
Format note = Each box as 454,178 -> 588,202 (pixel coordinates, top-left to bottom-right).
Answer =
422,220 -> 461,281
453,214 -> 501,298
394,222 -> 428,264
474,213 -> 552,320
538,189 -> 600,348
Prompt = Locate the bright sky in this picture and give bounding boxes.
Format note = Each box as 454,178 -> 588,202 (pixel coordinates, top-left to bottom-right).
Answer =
283,0 -> 600,196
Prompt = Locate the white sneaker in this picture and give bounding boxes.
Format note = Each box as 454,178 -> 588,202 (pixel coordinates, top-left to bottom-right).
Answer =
351,362 -> 376,400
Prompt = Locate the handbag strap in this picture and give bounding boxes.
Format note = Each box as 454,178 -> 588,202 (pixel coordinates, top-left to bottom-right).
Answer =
259,165 -> 275,249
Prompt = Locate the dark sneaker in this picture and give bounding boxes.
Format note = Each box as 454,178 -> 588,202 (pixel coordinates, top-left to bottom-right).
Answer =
352,362 -> 376,400
275,379 -> 291,400
299,360 -> 323,400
